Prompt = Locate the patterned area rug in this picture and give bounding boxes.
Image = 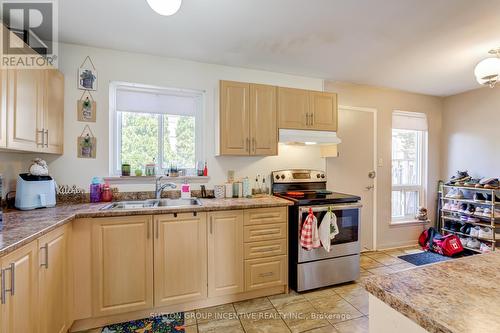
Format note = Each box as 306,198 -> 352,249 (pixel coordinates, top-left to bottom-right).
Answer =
101,313 -> 185,333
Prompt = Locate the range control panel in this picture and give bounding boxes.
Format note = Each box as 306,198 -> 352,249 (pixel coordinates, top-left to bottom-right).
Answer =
271,169 -> 326,183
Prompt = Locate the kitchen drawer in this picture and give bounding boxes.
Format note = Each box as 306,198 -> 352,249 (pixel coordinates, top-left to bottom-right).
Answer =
245,255 -> 287,291
244,223 -> 286,242
244,239 -> 287,259
244,207 -> 287,226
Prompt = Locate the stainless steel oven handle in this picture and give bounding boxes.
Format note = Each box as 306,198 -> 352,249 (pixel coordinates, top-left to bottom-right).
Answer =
299,203 -> 362,214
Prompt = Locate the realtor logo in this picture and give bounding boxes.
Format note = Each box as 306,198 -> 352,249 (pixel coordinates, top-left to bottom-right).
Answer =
1,0 -> 58,68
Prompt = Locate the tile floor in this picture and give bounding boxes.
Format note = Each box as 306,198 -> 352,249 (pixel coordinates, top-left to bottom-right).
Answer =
82,245 -> 421,333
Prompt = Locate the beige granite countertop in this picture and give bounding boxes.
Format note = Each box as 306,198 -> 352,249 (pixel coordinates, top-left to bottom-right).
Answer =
364,252 -> 500,333
0,196 -> 292,257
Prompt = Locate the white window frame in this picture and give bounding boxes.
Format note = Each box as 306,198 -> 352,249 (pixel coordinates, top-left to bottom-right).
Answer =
109,82 -> 204,176
391,126 -> 428,224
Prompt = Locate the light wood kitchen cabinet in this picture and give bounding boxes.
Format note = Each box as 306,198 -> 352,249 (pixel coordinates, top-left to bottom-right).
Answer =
5,68 -> 65,154
6,69 -> 44,152
220,81 -> 278,156
43,69 -> 64,154
38,226 -> 68,333
278,87 -> 310,130
250,83 -> 277,155
245,255 -> 287,291
91,216 -> 154,317
207,210 -> 244,297
220,80 -> 250,155
154,213 -> 207,307
0,242 -> 39,333
278,87 -> 338,131
0,70 -> 6,148
309,91 -> 337,131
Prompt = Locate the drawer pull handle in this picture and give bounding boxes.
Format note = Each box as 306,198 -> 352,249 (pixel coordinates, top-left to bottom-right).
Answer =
255,214 -> 279,219
253,230 -> 280,236
254,247 -> 278,253
259,272 -> 274,278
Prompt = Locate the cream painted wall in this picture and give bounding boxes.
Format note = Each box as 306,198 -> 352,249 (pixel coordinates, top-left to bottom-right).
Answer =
324,82 -> 443,249
442,86 -> 500,179
0,43 -> 327,194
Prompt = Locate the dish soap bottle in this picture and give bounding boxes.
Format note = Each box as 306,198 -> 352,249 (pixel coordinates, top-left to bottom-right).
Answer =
181,180 -> 191,199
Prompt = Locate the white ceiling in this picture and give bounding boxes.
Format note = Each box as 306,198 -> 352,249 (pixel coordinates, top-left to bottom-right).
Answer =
59,0 -> 500,96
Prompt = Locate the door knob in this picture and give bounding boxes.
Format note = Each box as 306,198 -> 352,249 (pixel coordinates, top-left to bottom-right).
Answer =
365,185 -> 374,190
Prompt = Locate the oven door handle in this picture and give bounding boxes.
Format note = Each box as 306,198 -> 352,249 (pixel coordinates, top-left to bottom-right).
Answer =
299,203 -> 362,214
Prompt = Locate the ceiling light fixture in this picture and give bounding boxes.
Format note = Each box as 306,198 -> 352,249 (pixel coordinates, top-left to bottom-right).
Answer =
474,47 -> 500,88
146,0 -> 182,16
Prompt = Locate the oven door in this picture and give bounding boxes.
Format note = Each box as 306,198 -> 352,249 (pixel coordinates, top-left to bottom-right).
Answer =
298,204 -> 361,263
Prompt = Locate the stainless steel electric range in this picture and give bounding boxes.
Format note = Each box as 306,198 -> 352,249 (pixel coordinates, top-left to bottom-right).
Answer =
272,169 -> 362,292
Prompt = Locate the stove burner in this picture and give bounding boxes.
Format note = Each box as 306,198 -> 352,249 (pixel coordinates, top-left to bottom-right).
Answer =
286,191 -> 305,198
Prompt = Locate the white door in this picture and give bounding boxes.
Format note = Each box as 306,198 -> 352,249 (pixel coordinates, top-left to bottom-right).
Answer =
326,107 -> 376,251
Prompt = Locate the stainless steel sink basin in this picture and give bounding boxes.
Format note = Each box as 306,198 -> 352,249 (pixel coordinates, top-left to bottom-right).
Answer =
157,198 -> 202,207
100,198 -> 201,210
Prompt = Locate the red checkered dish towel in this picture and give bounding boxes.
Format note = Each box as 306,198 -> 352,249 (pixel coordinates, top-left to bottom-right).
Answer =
300,208 -> 321,250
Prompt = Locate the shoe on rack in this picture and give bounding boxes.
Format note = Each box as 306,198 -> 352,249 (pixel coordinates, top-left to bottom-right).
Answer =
481,178 -> 500,189
495,209 -> 500,218
480,242 -> 492,253
479,227 -> 493,239
451,202 -> 460,211
474,193 -> 487,202
447,171 -> 471,185
467,216 -> 480,223
467,204 -> 475,214
446,189 -> 465,199
466,238 -> 481,249
464,179 -> 481,187
460,223 -> 472,234
443,202 -> 452,210
459,215 -> 469,223
470,226 -> 481,237
460,237 -> 470,247
475,207 -> 484,215
459,203 -> 468,213
483,208 -> 492,217
444,220 -> 452,229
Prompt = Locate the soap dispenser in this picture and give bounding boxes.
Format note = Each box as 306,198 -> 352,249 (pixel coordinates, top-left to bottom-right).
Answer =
181,179 -> 191,199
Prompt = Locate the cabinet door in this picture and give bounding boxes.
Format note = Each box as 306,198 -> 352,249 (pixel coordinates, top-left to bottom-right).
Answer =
154,213 -> 207,307
208,211 -> 244,297
0,70 -> 6,148
1,242 -> 39,333
91,216 -> 153,316
310,91 -> 337,131
250,84 -> 277,156
38,226 -> 67,333
6,69 -> 44,151
277,87 -> 309,130
220,80 -> 250,155
43,69 -> 64,154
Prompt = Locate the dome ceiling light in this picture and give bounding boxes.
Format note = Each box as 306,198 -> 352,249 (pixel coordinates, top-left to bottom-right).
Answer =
474,47 -> 500,88
146,0 -> 182,16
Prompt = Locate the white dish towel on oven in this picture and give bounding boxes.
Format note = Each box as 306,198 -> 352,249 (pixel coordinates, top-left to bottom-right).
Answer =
319,210 -> 339,252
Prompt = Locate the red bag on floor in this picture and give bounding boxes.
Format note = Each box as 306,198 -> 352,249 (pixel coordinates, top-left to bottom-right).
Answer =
418,227 -> 463,256
432,234 -> 463,257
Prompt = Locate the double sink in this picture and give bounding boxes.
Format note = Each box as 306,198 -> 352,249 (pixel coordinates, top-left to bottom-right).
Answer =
101,198 -> 202,210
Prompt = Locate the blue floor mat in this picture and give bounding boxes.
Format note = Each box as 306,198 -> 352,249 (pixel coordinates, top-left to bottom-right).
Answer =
398,251 -> 452,266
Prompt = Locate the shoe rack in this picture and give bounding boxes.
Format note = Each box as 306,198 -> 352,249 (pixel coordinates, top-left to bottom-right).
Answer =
441,185 -> 499,253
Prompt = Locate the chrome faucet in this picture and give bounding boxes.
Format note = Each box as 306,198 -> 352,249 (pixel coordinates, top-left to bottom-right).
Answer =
155,176 -> 177,199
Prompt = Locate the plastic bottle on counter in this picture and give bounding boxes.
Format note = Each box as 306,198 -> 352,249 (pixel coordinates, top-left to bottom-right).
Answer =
90,177 -> 103,203
101,183 -> 113,202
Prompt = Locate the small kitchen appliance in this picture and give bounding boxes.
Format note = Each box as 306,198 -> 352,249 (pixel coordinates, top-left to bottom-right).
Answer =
272,169 -> 361,292
15,173 -> 57,210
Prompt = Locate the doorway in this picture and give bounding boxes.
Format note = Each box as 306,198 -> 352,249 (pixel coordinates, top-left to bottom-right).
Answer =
326,106 -> 377,251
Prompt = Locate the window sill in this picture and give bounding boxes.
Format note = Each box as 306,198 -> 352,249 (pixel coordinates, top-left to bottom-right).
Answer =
104,176 -> 210,185
390,219 -> 431,227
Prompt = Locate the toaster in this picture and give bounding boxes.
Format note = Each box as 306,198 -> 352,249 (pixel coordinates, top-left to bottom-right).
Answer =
15,173 -> 57,210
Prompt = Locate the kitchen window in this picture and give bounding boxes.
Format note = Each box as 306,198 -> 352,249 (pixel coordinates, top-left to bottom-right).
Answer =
111,82 -> 203,175
391,111 -> 428,223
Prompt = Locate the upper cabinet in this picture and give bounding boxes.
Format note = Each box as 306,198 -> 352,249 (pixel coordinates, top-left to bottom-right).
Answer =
5,68 -> 64,154
219,80 -> 338,156
278,88 -> 337,131
219,81 -> 277,156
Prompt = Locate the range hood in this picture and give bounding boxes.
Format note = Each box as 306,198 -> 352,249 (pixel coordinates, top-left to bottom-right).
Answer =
279,129 -> 342,145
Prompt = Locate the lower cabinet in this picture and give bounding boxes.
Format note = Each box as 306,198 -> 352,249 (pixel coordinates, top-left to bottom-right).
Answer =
207,210 -> 245,297
38,226 -> 68,333
0,241 -> 39,333
154,213 -> 207,307
91,215 -> 154,317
